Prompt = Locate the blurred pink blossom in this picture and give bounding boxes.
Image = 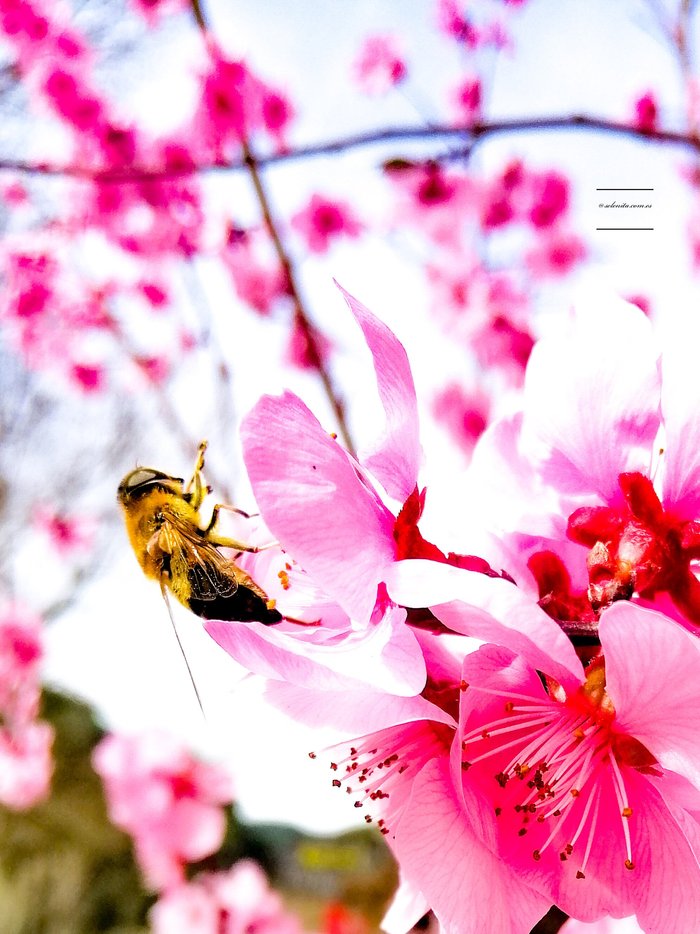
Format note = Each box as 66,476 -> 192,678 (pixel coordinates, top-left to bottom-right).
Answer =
291,194 -> 363,254
0,605 -> 53,810
151,860 -> 304,934
33,506 -> 94,555
451,75 -> 482,125
353,35 -> 407,95
92,731 -> 233,890
632,92 -> 658,132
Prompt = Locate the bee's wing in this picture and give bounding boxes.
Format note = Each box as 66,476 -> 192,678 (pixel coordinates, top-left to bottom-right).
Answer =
164,516 -> 239,602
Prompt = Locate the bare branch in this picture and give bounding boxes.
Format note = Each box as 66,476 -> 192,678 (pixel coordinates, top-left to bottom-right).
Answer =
1,115 -> 698,184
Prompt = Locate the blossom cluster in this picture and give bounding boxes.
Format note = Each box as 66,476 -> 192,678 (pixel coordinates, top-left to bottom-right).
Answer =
92,729 -> 306,933
0,604 -> 53,809
206,288 -> 700,934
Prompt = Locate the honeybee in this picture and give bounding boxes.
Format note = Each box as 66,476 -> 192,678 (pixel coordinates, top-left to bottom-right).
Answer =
117,441 -> 282,625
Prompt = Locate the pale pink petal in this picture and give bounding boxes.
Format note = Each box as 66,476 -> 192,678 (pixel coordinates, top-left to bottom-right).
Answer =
660,315 -> 700,516
150,882 -> 218,934
522,296 -> 660,502
241,390 -> 395,621
393,758 -> 549,934
206,604 -> 426,696
563,918 -> 643,933
263,681 -> 454,735
384,560 -> 582,688
381,876 -> 430,934
171,798 -> 226,862
337,284 -> 421,502
467,412 -> 567,539
617,775 -> 700,934
600,602 -> 700,787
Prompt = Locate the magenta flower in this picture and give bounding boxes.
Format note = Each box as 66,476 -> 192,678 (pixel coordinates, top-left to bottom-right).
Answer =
455,602 -> 700,931
290,194 -> 363,254
294,569 -> 700,932
273,619 -> 552,933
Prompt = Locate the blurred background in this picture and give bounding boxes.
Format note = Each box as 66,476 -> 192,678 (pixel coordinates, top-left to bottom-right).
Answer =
1,0 -> 699,930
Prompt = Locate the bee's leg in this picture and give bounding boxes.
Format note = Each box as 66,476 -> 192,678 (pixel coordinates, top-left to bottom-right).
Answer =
185,440 -> 209,510
204,503 -> 259,536
206,531 -> 278,553
212,503 -> 258,521
206,502 -> 277,551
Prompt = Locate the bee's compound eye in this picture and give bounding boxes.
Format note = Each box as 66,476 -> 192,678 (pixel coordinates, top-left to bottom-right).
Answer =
118,468 -> 182,501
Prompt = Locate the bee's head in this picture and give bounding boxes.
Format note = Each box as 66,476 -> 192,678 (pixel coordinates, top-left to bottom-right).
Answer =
117,467 -> 184,505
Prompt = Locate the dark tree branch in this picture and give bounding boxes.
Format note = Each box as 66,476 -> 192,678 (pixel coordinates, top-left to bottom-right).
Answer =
1,114 -> 699,183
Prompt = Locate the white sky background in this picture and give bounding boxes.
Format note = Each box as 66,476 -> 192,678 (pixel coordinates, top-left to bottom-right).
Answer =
39,0 -> 700,833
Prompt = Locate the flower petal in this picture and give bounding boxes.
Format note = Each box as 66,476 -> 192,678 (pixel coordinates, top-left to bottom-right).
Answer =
661,315 -> 700,516
263,681 -> 454,735
205,604 -> 426,696
241,390 -> 396,621
393,758 -> 549,934
381,876 -> 431,934
337,284 -> 421,501
600,602 -> 700,788
522,295 -> 660,503
384,560 -> 582,688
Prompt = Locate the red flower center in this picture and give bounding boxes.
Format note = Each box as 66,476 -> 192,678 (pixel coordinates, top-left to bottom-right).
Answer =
567,472 -> 700,624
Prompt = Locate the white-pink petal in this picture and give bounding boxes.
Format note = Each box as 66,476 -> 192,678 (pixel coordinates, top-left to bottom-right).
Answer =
205,604 -> 426,696
522,296 -> 660,503
264,680 -> 454,734
241,390 -> 396,622
381,876 -> 431,934
600,602 -> 700,788
337,284 -> 421,502
660,314 -> 700,517
384,560 -> 583,689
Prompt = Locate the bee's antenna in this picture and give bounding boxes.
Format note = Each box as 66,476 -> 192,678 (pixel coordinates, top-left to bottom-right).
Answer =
160,582 -> 206,718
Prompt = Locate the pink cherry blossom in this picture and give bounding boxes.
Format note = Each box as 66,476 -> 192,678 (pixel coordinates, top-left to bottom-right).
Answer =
432,382 -> 490,455
0,604 -> 54,809
0,719 -> 54,810
454,602 -> 700,932
129,0 -> 188,27
207,288 -> 471,694
525,229 -> 586,278
221,225 -> 288,316
632,92 -> 658,132
150,860 -> 304,934
462,295 -> 700,630
33,505 -> 94,555
290,194 -> 363,254
353,35 -> 407,95
284,311 -> 333,370
451,75 -> 482,126
527,171 -> 570,229
208,287 -> 518,694
300,570 -> 700,932
92,730 -> 233,890
277,632 -> 551,932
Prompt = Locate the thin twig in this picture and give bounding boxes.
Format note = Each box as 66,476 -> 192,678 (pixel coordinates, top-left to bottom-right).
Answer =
241,142 -> 355,453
